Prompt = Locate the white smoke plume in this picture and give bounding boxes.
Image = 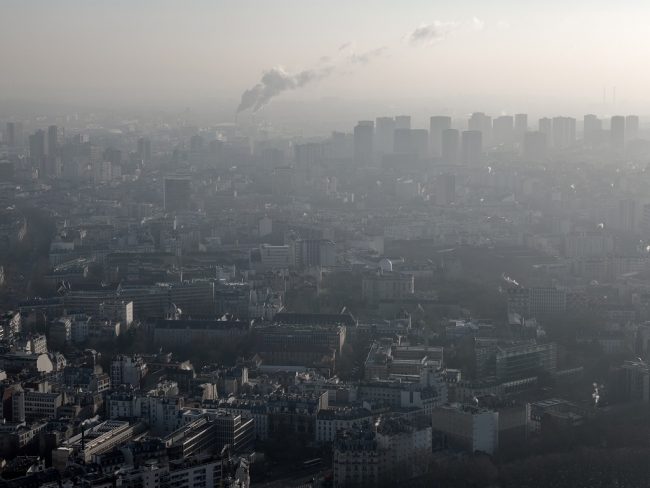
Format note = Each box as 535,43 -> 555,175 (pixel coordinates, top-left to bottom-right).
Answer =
407,17 -> 485,46
349,46 -> 388,65
407,21 -> 460,46
237,18 -> 482,112
237,46 -> 388,112
236,65 -> 334,113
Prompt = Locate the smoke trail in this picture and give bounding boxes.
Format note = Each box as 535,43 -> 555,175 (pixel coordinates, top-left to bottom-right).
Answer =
407,21 -> 460,46
236,66 -> 334,113
236,46 -> 387,113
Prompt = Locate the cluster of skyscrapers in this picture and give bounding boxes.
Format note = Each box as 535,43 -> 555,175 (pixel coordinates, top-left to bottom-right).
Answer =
351,112 -> 641,168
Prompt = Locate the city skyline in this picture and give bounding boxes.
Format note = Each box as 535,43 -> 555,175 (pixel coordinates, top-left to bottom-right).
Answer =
3,2 -> 650,487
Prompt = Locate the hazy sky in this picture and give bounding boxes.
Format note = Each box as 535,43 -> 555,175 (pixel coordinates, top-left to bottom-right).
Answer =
3,0 -> 650,115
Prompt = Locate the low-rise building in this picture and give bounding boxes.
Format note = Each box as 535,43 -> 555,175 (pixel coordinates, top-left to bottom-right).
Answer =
53,420 -> 136,466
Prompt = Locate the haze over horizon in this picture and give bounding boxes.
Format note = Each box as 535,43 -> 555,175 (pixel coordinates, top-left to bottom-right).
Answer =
3,0 -> 650,120
4,2 -> 650,487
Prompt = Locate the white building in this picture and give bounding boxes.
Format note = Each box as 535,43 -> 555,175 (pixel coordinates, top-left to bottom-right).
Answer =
431,404 -> 499,454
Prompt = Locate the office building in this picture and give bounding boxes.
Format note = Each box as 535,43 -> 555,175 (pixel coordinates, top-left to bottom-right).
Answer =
4,122 -> 23,148
294,142 -> 324,170
362,270 -> 414,303
611,360 -> 650,403
254,324 -> 346,370
29,129 -> 46,171
137,137 -> 152,164
429,116 -> 452,157
12,388 -> 63,421
461,130 -> 482,165
530,286 -> 567,316
171,412 -> 254,458
271,166 -> 296,195
153,318 -> 251,348
393,128 -> 412,154
164,176 -> 192,212
411,129 -> 429,158
375,116 -> 395,155
353,120 -> 374,166
0,161 -> 13,181
526,398 -> 585,436
46,125 -> 61,157
563,231 -> 614,258
364,341 -> 444,380
551,117 -> 576,149
292,238 -> 336,268
514,113 -> 528,140
507,286 -> 567,317
395,178 -> 420,200
493,115 -> 514,145
435,173 -> 456,206
92,160 -> 113,183
619,198 -> 637,234
468,112 -> 492,143
522,131 -> 547,161
250,244 -> 291,271
441,128 -> 460,164
495,342 -> 557,381
1,311 -> 21,340
431,404 -> 499,454
394,129 -> 428,158
642,203 -> 650,236
583,114 -> 602,146
394,115 -> 411,130
626,115 -> 639,141
610,115 -> 625,151
538,117 -> 553,145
